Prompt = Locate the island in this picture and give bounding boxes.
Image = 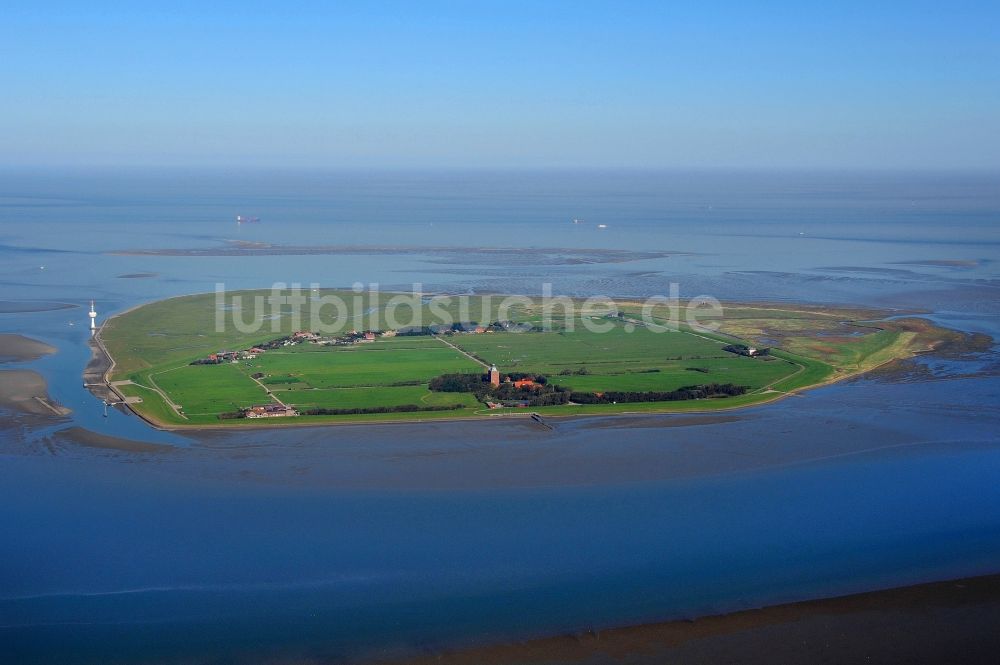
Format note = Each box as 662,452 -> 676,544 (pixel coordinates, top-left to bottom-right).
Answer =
91,289 -> 962,428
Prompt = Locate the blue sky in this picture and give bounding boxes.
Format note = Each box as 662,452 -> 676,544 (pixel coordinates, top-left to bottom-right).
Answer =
2,1 -> 998,169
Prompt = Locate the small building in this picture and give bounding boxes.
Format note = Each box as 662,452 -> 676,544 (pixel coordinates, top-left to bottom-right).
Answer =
363,331 -> 376,341
513,378 -> 537,389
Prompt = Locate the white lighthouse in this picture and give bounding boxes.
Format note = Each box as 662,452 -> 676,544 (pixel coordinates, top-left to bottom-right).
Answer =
89,300 -> 98,332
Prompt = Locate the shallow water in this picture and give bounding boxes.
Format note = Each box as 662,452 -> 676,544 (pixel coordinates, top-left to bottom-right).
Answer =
0,169 -> 998,663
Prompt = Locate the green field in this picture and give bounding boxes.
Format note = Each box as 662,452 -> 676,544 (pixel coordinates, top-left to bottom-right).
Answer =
98,289 -> 943,427
446,327 -> 799,394
250,339 -> 479,389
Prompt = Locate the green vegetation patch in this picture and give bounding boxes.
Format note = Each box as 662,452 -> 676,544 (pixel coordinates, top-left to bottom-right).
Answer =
97,290 -> 952,426
153,364 -> 267,415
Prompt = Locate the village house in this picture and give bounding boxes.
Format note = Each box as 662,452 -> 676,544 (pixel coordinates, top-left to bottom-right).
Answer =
244,404 -> 298,418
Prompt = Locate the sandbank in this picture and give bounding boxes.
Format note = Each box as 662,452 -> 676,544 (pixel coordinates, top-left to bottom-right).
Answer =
0,369 -> 70,417
0,333 -> 57,362
368,573 -> 1000,665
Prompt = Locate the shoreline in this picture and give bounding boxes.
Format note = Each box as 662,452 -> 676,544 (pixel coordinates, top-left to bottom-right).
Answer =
85,292 -> 975,432
366,572 -> 1000,665
0,369 -> 71,418
0,334 -> 70,419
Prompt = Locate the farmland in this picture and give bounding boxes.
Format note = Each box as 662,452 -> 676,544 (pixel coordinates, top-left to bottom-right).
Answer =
96,289 -> 952,427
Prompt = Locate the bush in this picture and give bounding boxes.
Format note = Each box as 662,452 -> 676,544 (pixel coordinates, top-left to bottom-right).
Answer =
429,373 -> 487,392
302,404 -> 464,416
570,383 -> 747,404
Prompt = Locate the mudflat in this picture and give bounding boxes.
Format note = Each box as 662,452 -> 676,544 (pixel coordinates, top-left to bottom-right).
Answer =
370,574 -> 1000,665
0,369 -> 70,417
51,426 -> 173,453
0,333 -> 56,362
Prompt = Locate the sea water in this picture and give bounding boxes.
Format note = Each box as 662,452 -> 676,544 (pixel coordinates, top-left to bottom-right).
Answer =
0,168 -> 998,663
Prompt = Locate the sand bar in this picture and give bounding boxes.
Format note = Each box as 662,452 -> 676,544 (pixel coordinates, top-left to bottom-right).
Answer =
369,573 -> 1000,665
0,300 -> 77,314
0,333 -> 57,362
0,369 -> 70,417
51,426 -> 173,453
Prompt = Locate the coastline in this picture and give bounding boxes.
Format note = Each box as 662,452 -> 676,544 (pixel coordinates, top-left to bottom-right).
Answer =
86,293 -> 981,432
366,572 -> 1000,665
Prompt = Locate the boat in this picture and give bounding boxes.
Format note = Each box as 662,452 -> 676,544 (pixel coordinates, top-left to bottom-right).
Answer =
236,215 -> 261,224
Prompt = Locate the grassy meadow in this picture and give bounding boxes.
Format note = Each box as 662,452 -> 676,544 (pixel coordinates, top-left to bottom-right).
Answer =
97,289 -> 944,427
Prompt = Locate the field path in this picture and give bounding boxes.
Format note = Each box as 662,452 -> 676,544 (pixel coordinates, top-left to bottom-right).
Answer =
432,334 -> 490,368
142,368 -> 189,420
248,372 -> 291,408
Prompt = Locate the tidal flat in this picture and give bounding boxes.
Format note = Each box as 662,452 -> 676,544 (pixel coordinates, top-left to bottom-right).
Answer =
1,169 -> 997,664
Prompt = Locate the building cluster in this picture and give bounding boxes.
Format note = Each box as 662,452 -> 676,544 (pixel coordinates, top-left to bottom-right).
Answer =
483,365 -> 545,409
192,347 -> 266,365
301,329 -> 384,346
243,404 -> 298,418
192,328 -> 390,365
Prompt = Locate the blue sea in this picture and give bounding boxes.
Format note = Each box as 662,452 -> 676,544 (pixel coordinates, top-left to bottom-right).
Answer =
0,168 -> 998,663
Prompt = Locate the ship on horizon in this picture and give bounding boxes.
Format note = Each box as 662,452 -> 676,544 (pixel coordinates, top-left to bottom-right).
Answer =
236,215 -> 261,224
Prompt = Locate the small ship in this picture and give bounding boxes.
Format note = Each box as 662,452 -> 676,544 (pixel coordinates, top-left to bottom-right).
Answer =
236,215 -> 261,224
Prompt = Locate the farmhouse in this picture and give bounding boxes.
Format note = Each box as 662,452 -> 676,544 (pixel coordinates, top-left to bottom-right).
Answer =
723,344 -> 765,358
244,404 -> 298,418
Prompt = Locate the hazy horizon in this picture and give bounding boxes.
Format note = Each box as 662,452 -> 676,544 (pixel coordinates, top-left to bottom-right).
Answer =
3,1 -> 999,171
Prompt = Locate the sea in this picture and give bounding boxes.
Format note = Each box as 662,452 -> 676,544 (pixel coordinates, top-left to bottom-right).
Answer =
0,168 -> 998,663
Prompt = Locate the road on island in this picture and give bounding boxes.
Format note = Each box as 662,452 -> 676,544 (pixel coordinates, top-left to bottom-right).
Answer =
431,334 -> 490,368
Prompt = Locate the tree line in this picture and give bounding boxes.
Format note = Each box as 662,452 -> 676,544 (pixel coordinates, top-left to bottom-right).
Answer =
569,383 -> 747,404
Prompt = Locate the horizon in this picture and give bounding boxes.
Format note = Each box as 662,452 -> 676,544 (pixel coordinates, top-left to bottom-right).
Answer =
3,1 -> 999,171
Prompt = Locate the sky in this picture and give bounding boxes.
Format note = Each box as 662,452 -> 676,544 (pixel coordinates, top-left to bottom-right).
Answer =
2,1 -> 999,170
